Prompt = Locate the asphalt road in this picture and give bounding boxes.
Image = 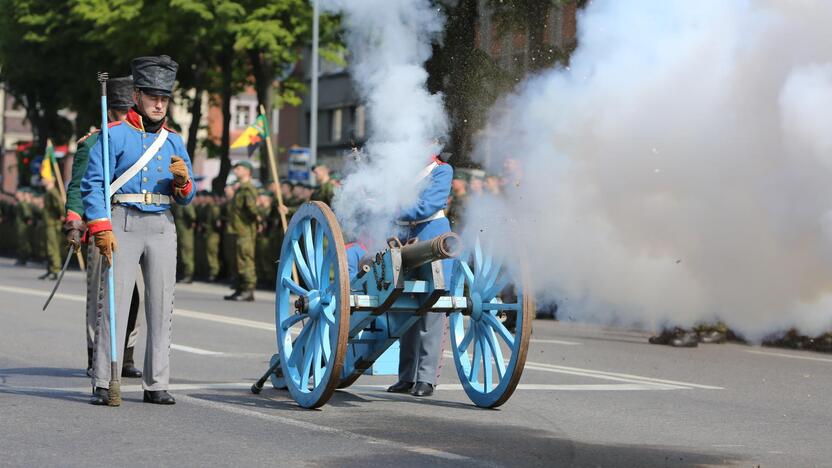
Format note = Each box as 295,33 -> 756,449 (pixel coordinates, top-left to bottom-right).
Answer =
1,257 -> 830,467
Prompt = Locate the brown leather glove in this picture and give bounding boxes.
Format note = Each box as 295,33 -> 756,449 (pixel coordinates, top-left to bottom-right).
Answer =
93,230 -> 117,266
169,156 -> 189,188
63,218 -> 86,249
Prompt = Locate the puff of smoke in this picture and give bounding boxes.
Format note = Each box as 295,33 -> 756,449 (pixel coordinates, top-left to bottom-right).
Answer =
468,0 -> 832,340
323,0 -> 447,249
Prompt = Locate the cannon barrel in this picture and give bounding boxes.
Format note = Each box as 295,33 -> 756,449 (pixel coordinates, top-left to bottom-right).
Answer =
399,232 -> 462,270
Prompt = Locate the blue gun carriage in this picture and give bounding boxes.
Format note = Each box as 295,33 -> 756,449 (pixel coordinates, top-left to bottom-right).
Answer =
251,201 -> 533,409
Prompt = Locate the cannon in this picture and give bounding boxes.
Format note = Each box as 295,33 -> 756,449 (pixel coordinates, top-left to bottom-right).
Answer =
251,202 -> 533,408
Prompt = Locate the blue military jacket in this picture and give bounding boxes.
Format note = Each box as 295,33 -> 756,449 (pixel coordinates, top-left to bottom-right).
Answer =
347,157 -> 453,279
82,108 -> 195,223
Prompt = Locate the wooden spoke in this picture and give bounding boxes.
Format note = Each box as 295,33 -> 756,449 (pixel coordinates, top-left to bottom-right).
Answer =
483,323 -> 507,380
292,239 -> 316,289
457,319 -> 476,353
303,220 -> 317,285
483,312 -> 515,347
281,276 -> 308,297
281,313 -> 309,331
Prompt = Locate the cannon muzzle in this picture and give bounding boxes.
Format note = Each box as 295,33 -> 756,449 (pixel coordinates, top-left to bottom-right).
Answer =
400,232 -> 462,270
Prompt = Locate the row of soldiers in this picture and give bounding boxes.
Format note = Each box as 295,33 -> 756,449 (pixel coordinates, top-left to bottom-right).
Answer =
171,162 -> 338,300
0,183 -> 65,278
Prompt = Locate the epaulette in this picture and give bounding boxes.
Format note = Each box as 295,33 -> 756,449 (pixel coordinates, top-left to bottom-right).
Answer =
163,124 -> 178,134
108,121 -> 123,128
77,129 -> 100,145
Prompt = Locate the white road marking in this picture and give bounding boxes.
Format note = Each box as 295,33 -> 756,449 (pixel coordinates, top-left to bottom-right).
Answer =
175,308 -> 276,331
443,351 -> 722,390
0,283 -> 721,390
0,284 -> 84,302
524,362 -> 724,390
745,349 -> 832,363
529,338 -> 582,345
350,383 -> 679,391
171,344 -> 224,356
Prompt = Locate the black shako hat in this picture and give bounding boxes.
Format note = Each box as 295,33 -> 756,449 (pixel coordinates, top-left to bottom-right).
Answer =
131,55 -> 178,97
107,76 -> 134,110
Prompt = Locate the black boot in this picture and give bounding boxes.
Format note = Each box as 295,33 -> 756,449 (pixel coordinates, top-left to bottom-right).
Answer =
411,382 -> 434,397
121,347 -> 143,378
226,290 -> 254,302
238,290 -> 255,302
90,387 -> 110,406
143,390 -> 175,405
38,271 -> 51,280
670,329 -> 699,348
386,380 -> 414,393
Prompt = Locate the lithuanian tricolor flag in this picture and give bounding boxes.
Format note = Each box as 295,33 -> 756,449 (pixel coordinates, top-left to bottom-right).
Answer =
40,141 -> 58,181
231,114 -> 269,157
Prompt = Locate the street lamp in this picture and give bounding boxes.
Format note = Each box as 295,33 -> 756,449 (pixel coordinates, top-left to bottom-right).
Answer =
310,0 -> 319,164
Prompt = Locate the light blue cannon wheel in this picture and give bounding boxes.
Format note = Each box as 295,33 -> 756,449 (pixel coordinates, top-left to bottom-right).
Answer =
449,237 -> 532,408
275,202 -> 350,409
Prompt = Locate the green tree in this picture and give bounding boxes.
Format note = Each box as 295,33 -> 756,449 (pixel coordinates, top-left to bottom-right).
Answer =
0,0 -> 91,154
235,0 -> 342,185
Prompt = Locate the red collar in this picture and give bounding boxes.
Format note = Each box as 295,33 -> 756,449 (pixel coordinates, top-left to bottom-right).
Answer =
431,155 -> 448,165
125,107 -> 171,133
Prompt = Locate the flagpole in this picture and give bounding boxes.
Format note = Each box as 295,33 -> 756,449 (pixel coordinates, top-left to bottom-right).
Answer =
260,105 -> 289,235
47,139 -> 66,202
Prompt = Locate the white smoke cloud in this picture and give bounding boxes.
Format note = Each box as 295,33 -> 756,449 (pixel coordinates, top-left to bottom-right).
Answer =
470,0 -> 832,340
324,0 -> 447,248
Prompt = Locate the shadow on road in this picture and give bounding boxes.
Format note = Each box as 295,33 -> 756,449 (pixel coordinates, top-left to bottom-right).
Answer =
309,413 -> 741,467
0,366 -> 88,379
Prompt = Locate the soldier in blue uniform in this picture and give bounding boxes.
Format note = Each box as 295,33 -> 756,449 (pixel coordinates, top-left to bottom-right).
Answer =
347,154 -> 453,397
82,55 -> 195,406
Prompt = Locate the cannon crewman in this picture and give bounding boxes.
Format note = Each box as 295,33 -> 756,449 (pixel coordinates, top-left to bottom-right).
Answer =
82,55 -> 195,406
347,153 -> 454,397
64,75 -> 144,379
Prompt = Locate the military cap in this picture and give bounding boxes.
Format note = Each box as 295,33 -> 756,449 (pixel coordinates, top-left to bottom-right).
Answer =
131,55 -> 179,97
107,76 -> 134,110
233,160 -> 253,171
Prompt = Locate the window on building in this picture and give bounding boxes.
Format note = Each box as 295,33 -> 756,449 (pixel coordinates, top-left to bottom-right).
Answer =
354,105 -> 365,139
235,104 -> 252,128
331,108 -> 342,142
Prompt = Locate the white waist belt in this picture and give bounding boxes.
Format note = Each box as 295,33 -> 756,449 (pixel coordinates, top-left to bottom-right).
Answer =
112,193 -> 171,206
396,210 -> 445,227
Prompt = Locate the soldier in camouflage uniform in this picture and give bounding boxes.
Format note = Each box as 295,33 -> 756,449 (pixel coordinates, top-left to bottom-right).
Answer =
39,175 -> 64,280
221,185 -> 238,284
14,191 -> 33,265
255,190 -> 274,288
312,164 -> 336,207
201,193 -> 222,282
172,199 -> 197,283
224,161 -> 259,301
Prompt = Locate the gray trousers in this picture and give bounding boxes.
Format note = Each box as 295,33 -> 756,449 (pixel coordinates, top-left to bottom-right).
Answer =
92,206 -> 177,391
86,244 -> 143,355
398,313 -> 447,385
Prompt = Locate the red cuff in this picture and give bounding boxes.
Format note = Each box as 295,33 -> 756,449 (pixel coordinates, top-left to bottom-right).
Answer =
174,178 -> 193,199
65,210 -> 82,222
87,219 -> 112,234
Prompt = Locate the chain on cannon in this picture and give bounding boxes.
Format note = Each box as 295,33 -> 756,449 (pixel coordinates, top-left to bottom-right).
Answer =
250,201 -> 533,409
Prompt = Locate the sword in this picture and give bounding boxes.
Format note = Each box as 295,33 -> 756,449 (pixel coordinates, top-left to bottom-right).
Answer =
42,244 -> 76,311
